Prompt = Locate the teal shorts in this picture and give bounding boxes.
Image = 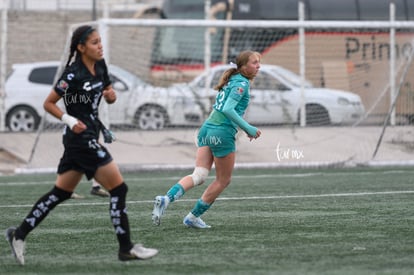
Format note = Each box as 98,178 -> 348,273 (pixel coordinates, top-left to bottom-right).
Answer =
197,123 -> 237,157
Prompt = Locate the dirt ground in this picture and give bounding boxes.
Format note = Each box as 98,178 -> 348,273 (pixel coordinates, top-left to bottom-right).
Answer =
1,126 -> 414,175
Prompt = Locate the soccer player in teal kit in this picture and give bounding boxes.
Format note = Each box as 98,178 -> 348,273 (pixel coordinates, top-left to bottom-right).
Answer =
152,50 -> 262,228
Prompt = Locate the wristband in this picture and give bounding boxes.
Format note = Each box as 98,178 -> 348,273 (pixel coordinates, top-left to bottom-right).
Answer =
61,114 -> 78,130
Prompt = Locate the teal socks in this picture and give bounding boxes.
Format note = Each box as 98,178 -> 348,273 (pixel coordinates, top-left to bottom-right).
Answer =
166,183 -> 185,202
190,199 -> 212,217
166,184 -> 212,217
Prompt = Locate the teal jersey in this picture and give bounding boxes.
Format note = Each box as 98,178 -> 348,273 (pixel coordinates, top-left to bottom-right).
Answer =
207,73 -> 250,130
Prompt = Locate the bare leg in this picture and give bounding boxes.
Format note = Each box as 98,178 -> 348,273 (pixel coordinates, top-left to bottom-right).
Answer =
94,161 -> 124,191
152,146 -> 214,226
201,152 -> 235,203
183,152 -> 235,228
55,170 -> 83,192
178,146 -> 214,191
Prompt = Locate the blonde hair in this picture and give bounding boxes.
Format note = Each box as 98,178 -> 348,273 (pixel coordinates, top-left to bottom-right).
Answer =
214,50 -> 261,91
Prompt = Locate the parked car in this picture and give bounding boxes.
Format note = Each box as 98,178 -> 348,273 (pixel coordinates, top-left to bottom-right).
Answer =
173,64 -> 365,126
4,61 -> 204,131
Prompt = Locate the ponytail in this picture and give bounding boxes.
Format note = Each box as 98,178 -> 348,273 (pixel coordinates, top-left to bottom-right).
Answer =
213,50 -> 261,91
214,68 -> 238,91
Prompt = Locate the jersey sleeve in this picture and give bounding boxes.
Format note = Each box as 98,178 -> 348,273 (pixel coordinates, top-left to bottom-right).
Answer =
54,67 -> 75,97
221,79 -> 257,136
228,80 -> 248,101
222,97 -> 257,137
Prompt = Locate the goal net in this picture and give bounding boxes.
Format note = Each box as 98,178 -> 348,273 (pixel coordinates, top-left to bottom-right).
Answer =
3,14 -> 414,172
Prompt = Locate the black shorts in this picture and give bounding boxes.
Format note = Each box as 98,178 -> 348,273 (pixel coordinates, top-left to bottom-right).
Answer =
57,143 -> 113,180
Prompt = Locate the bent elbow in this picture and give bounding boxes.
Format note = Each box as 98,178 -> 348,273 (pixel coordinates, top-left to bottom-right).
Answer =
221,108 -> 232,117
43,100 -> 51,113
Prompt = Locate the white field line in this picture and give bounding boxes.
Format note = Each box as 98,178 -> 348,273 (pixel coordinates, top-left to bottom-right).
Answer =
1,168 -> 413,186
1,169 -> 414,208
1,190 -> 413,209
0,174 -> 314,186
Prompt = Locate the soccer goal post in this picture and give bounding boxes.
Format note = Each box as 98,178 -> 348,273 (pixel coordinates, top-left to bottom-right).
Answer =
22,17 -> 414,172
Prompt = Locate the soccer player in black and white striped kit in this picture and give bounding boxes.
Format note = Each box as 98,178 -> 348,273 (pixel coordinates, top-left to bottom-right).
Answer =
5,25 -> 158,265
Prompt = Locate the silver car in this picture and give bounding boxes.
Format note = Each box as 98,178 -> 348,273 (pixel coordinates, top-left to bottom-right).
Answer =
178,64 -> 365,126
4,61 -> 204,131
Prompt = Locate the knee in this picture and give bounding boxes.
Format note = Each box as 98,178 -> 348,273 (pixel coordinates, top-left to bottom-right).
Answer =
216,176 -> 232,188
109,182 -> 128,197
190,167 -> 209,186
223,179 -> 232,188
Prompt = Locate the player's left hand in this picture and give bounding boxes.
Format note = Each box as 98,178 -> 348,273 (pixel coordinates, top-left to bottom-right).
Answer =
103,87 -> 116,104
248,129 -> 261,141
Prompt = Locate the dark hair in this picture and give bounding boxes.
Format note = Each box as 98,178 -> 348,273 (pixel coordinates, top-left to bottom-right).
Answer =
65,25 -> 96,67
214,50 -> 260,91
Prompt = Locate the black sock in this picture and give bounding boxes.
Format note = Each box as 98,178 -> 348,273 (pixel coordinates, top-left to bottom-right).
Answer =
15,186 -> 72,240
109,183 -> 133,253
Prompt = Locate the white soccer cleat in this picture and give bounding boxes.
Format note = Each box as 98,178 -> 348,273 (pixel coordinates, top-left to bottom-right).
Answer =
183,213 -> 211,229
152,195 -> 168,226
90,186 -> 110,197
5,227 -> 26,265
70,192 -> 85,199
118,244 -> 158,261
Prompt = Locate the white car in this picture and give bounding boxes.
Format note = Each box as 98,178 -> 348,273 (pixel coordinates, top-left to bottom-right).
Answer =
175,64 -> 365,126
4,61 -> 204,131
